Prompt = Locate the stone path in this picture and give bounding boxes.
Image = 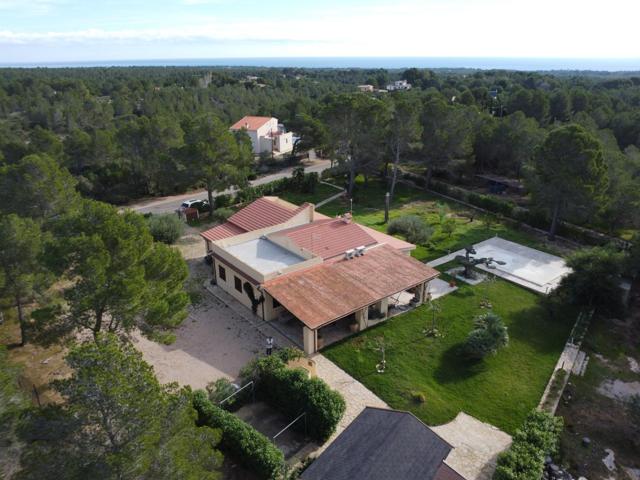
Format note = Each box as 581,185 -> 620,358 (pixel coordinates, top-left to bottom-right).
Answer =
432,412 -> 512,480
310,354 -> 388,453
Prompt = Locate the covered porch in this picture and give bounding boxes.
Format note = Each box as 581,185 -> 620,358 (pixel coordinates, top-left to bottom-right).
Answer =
263,245 -> 439,354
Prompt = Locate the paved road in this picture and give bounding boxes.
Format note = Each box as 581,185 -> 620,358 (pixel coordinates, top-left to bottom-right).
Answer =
126,159 -> 332,215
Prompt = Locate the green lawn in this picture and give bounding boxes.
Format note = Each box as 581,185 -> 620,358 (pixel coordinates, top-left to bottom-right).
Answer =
323,278 -> 575,434
282,176 -> 560,263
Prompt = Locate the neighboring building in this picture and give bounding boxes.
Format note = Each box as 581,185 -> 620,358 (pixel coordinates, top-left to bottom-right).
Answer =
230,116 -> 294,155
301,407 -> 465,480
201,197 -> 439,354
357,84 -> 375,92
386,79 -> 412,91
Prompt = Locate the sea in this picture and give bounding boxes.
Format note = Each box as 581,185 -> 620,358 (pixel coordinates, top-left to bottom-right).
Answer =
2,57 -> 640,72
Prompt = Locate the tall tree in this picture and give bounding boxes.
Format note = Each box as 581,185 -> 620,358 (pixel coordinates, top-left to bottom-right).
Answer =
0,154 -> 79,220
16,335 -> 223,480
183,115 -> 251,215
420,98 -> 475,186
528,124 -> 608,239
0,215 -> 50,346
322,93 -> 389,196
38,200 -> 189,343
386,93 -> 422,201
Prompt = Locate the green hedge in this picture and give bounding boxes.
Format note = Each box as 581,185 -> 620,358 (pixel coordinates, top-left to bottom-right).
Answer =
493,410 -> 563,480
243,355 -> 346,442
236,171 -> 319,203
192,390 -> 284,480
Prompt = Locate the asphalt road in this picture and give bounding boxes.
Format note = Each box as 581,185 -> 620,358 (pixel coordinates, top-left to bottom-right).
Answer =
125,159 -> 332,215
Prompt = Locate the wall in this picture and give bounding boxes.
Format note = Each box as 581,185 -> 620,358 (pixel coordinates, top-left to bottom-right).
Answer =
212,256 -> 260,313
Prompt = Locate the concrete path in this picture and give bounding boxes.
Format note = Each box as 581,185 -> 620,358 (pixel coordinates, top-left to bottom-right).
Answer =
126,159 -> 332,215
428,277 -> 458,300
433,412 -> 512,480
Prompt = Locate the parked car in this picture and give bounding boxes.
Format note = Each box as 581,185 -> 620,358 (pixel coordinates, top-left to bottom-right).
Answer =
180,199 -> 209,213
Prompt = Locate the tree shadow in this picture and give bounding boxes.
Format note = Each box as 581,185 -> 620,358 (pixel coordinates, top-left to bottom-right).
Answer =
433,342 -> 487,384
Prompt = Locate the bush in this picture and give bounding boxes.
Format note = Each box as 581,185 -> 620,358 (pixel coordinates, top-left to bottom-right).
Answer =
214,193 -> 233,208
206,378 -> 239,408
193,390 -> 284,480
213,207 -> 234,223
464,312 -> 508,360
494,410 -> 563,480
241,356 -> 346,442
147,214 -> 184,244
387,215 -> 433,245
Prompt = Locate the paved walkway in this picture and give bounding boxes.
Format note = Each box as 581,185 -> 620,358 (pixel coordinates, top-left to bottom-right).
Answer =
433,413 -> 512,480
310,354 -> 389,453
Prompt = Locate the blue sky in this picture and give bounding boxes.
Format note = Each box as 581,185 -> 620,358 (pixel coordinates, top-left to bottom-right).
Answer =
1,0 -> 638,64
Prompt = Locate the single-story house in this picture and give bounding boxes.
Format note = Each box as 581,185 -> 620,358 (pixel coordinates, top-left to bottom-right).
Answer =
230,115 -> 293,155
201,197 -> 439,354
301,407 -> 465,480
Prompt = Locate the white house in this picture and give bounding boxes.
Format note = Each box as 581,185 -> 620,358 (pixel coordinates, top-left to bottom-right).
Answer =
230,116 -> 294,155
386,80 -> 412,91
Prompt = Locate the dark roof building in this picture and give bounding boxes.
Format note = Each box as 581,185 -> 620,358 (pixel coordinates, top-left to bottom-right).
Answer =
301,407 -> 464,480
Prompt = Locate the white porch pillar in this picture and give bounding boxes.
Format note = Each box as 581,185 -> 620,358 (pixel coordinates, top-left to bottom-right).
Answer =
355,307 -> 369,331
380,297 -> 389,318
303,326 -> 317,355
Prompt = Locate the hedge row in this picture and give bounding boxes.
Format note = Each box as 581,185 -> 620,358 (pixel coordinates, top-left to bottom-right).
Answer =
401,171 -> 624,247
192,390 -> 284,480
236,170 -> 319,204
493,410 -> 563,480
243,355 -> 346,443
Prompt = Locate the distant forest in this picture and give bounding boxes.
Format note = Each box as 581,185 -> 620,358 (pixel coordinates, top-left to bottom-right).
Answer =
0,66 -> 639,234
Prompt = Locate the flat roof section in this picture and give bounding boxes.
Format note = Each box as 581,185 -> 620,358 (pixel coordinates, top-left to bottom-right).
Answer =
224,238 -> 305,275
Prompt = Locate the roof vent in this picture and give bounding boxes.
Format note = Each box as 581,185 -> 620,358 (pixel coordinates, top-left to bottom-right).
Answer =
344,249 -> 355,260
342,213 -> 352,224
355,246 -> 366,256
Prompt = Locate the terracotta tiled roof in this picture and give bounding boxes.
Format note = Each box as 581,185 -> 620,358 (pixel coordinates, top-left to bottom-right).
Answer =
230,116 -> 272,131
201,222 -> 246,242
263,245 -> 439,329
273,219 -> 378,260
227,197 -> 300,231
359,224 -> 415,251
200,197 -> 308,243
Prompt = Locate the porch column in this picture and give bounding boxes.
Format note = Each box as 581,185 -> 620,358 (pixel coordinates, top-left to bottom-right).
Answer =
415,282 -> 428,305
380,297 -> 389,318
355,307 -> 369,331
303,326 -> 317,355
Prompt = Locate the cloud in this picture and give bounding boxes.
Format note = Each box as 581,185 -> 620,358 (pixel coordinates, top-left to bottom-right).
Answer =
0,0 -> 65,14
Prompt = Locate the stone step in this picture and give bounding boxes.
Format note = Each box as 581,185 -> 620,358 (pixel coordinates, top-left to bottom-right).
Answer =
571,351 -> 589,376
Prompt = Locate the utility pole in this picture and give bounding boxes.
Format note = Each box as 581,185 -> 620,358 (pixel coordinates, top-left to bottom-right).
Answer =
384,192 -> 390,223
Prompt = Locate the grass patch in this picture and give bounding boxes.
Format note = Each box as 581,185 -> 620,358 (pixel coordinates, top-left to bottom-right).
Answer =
323,279 -> 574,433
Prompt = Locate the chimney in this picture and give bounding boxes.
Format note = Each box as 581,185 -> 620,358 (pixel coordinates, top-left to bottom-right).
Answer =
342,213 -> 352,224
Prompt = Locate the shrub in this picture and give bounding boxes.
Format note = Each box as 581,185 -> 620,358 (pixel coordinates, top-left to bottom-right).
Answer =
193,390 -> 284,480
214,193 -> 233,208
206,378 -> 239,408
387,215 -> 433,245
411,391 -> 426,404
241,356 -> 346,442
147,214 -> 184,244
464,312 -> 508,360
494,410 -> 563,480
213,207 -> 234,223
441,217 -> 457,237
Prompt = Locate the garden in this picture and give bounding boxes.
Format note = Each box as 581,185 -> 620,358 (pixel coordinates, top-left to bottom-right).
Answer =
323,274 -> 575,434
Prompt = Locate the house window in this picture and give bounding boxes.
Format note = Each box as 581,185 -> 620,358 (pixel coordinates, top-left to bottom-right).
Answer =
273,297 -> 281,309
234,276 -> 242,293
218,265 -> 226,281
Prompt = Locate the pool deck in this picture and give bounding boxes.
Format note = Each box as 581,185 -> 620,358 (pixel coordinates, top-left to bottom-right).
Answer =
428,237 -> 570,294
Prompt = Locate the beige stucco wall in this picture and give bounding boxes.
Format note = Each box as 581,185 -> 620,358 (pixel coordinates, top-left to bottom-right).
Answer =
212,257 -> 258,313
